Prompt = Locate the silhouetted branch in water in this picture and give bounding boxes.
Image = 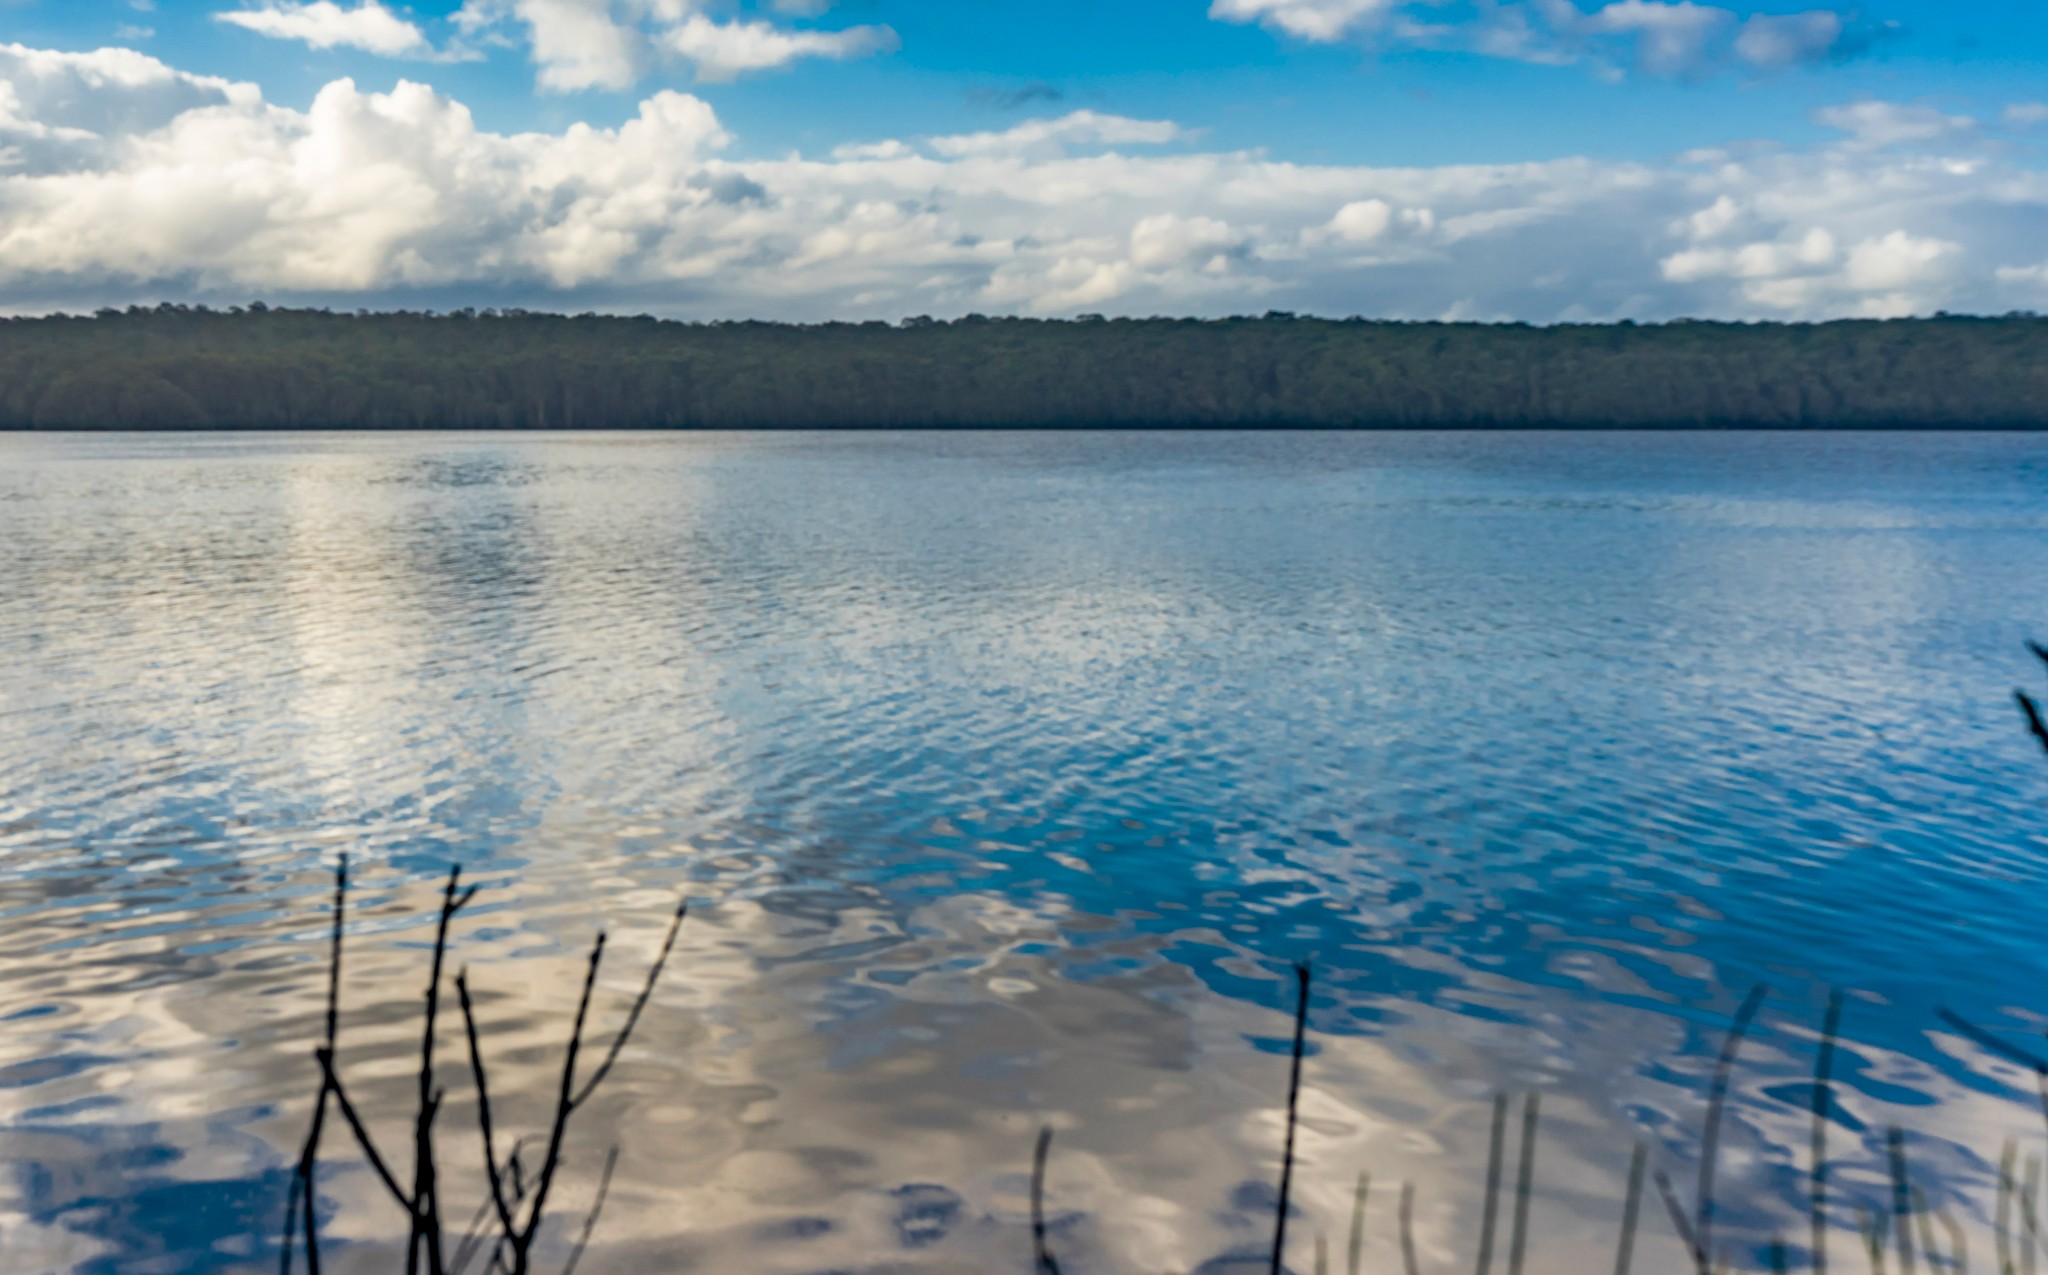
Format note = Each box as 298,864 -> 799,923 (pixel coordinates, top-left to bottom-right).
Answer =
1399,1181 -> 1421,1275
1272,962 -> 1313,1275
1614,1143 -> 1646,1275
1032,1127 -> 1060,1275
279,853 -> 349,1275
1346,1172 -> 1370,1275
1476,1094 -> 1508,1275
1656,1167 -> 1707,1275
457,895 -> 689,1275
277,861 -> 686,1275
559,1146 -> 620,1275
1699,984 -> 1768,1268
1812,990 -> 1844,1275
2018,642 -> 2048,756
1507,1093 -> 1539,1275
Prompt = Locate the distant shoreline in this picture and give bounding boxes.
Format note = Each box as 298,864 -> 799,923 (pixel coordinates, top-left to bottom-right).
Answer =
5,307 -> 2043,431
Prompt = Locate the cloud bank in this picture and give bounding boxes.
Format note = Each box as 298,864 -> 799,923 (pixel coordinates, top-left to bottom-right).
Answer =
0,43 -> 2043,322
214,2 -> 446,60
1208,0 -> 1885,79
450,0 -> 897,90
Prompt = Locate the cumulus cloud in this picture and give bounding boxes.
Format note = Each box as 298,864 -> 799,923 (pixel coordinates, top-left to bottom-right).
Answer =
454,0 -> 642,90
1212,0 -> 1857,79
0,48 -> 2039,324
661,15 -> 896,81
926,110 -> 1185,158
453,0 -> 896,91
1208,0 -> 1398,43
1733,10 -> 1842,67
1817,100 -> 1974,146
215,2 -> 445,60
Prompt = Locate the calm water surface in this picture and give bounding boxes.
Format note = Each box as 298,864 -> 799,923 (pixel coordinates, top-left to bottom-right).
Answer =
2,431 -> 2047,1274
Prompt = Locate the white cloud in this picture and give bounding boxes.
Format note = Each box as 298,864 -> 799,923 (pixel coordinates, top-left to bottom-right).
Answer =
115,25 -> 157,42
1817,100 -> 1974,146
1211,0 -> 1850,79
453,0 -> 894,91
1733,11 -> 1841,67
454,0 -> 640,90
1843,229 -> 1958,291
1208,0 -> 1397,42
1583,1 -> 1732,77
0,53 -> 2037,325
215,2 -> 439,60
1327,198 -> 1391,242
661,15 -> 896,82
926,111 -> 1186,159
2004,102 -> 2048,127
1128,213 -> 1244,270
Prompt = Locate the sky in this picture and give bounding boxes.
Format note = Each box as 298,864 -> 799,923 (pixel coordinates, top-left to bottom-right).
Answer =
1,0 -> 2045,321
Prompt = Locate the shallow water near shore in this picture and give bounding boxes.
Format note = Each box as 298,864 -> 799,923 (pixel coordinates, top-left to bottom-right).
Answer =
3,429 -> 2048,1274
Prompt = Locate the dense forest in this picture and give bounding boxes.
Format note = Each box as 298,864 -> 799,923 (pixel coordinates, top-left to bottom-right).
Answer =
4,305 -> 2045,429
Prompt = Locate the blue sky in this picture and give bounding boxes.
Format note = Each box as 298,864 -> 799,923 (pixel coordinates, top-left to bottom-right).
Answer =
1,0 -> 2046,319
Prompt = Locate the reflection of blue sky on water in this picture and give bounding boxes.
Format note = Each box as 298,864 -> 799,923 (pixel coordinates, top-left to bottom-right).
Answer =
2,432 -> 2047,1272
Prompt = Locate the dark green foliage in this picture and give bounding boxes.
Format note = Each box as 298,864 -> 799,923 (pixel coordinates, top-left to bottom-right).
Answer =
3,306 -> 2046,429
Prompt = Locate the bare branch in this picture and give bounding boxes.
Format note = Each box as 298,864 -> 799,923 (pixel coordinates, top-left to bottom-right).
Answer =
1655,1168 -> 1707,1275
1270,962 -> 1311,1275
1032,1127 -> 1060,1275
457,970 -> 519,1246
411,867 -> 470,1275
280,855 -> 349,1275
510,932 -> 606,1274
1697,984 -> 1767,1262
1936,1008 -> 2048,1073
559,1147 -> 620,1275
571,899 -> 687,1112
317,1048 -> 413,1211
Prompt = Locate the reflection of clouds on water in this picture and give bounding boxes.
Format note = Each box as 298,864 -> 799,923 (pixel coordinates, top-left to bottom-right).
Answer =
3,432 -> 2048,1271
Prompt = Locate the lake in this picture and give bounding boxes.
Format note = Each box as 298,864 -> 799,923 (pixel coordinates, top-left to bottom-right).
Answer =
2,430 -> 2046,1275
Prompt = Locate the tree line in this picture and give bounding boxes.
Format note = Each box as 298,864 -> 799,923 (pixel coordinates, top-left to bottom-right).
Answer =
4,305 -> 2044,429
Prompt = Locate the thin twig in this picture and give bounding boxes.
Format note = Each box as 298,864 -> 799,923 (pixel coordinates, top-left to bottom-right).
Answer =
508,931 -> 606,1275
570,899 -> 688,1111
280,856 -> 349,1275
410,868 -> 470,1275
1476,1094 -> 1508,1275
1400,1183 -> 1422,1275
2019,690 -> 2048,756
1506,1093 -> 1539,1275
316,1049 -> 412,1209
2002,1140 -> 2018,1275
448,1187 -> 500,1275
1033,1126 -> 1061,1275
457,971 -> 518,1249
1656,1168 -> 1707,1275
450,1137 -> 533,1275
1888,1127 -> 1917,1275
1911,1188 -> 1942,1273
1348,1172 -> 1371,1275
1857,1204 -> 1890,1275
1271,963 -> 1313,1275
559,1147 -> 620,1275
1698,984 -> 1768,1264
1614,1143 -> 1646,1275
1814,990 -> 1845,1275
1937,1009 -> 2048,1074
1937,1206 -> 1967,1275
2019,1155 -> 2042,1275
